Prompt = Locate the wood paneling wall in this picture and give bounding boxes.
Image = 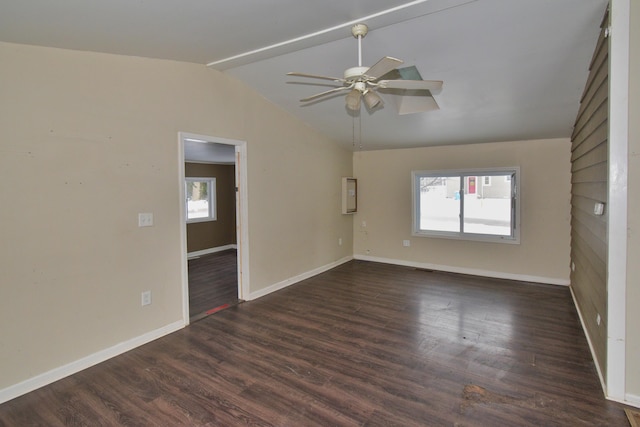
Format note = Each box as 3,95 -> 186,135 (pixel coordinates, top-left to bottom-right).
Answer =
570,10 -> 609,380
185,163 -> 236,253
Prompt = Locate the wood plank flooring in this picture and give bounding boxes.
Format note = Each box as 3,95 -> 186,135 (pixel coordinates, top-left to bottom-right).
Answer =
0,260 -> 630,426
188,250 -> 239,320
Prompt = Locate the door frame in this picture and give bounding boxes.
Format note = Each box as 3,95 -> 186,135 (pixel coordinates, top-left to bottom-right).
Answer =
178,132 -> 249,324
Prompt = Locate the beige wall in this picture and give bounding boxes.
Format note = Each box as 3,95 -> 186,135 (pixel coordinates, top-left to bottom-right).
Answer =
626,0 -> 640,399
353,139 -> 572,283
0,42 -> 353,392
185,163 -> 236,252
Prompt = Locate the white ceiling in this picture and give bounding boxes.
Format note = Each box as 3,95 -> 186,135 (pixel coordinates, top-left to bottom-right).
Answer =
0,0 -> 608,150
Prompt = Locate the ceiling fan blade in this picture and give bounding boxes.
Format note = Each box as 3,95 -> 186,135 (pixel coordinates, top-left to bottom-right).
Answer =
377,79 -> 443,91
364,56 -> 404,80
300,86 -> 350,102
287,72 -> 345,83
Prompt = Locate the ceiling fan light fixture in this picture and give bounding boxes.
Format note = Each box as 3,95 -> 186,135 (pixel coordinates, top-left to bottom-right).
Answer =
363,90 -> 383,109
346,89 -> 361,110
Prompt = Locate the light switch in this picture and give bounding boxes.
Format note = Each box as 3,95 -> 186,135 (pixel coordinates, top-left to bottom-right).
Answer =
141,291 -> 152,306
138,213 -> 154,227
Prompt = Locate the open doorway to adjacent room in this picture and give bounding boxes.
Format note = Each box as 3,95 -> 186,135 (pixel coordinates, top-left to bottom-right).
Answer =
178,132 -> 249,323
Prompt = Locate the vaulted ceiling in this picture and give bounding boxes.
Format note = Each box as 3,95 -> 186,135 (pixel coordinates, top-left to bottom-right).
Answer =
0,0 -> 608,150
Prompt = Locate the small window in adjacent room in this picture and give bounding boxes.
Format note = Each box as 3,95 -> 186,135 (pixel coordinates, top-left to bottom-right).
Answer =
186,177 -> 216,222
412,168 -> 519,243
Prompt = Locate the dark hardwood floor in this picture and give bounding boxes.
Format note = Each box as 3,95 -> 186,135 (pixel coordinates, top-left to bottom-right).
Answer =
188,249 -> 239,320
0,260 -> 630,426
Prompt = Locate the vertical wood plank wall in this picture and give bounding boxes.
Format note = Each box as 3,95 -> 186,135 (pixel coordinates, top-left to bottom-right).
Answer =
570,10 -> 609,380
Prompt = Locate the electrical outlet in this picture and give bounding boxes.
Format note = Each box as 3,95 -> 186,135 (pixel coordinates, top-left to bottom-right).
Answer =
594,202 -> 605,216
361,220 -> 367,228
141,291 -> 152,306
338,238 -> 343,246
403,240 -> 410,247
138,213 -> 154,227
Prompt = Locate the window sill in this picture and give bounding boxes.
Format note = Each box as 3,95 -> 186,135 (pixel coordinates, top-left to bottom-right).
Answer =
186,218 -> 217,224
412,230 -> 520,245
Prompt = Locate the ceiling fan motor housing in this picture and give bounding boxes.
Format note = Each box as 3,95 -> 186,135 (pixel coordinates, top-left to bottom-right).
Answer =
344,66 -> 369,81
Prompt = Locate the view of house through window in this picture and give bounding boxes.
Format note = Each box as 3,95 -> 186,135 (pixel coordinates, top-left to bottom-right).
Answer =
412,168 -> 519,243
186,177 -> 216,222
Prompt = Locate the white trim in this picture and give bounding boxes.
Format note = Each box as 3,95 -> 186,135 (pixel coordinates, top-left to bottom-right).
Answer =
206,0 -> 477,68
625,393 -> 640,408
235,145 -> 250,301
178,141 -> 190,324
411,167 -> 520,244
607,0 -> 629,402
0,320 -> 184,405
569,286 -> 606,394
606,393 -> 640,409
178,132 -> 249,320
353,254 -> 570,286
245,256 -> 353,301
187,244 -> 237,260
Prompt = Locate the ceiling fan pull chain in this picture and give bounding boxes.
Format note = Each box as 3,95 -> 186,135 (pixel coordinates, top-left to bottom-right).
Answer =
352,115 -> 356,149
359,114 -> 363,150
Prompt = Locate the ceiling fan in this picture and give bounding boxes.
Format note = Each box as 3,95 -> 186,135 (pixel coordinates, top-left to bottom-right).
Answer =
287,23 -> 443,112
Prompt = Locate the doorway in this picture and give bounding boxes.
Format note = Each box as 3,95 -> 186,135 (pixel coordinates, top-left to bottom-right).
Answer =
178,132 -> 249,324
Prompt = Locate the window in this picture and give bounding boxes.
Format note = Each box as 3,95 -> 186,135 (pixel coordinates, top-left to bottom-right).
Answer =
412,167 -> 519,243
186,177 -> 216,223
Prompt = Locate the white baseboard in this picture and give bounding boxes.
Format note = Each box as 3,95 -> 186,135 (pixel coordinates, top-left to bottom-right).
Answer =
625,393 -> 640,408
568,286 -> 606,397
0,320 -> 185,405
606,393 -> 640,409
187,244 -> 237,259
246,256 -> 354,301
353,254 -> 570,286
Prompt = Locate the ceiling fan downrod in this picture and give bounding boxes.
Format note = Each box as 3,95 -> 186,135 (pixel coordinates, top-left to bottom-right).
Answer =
352,23 -> 368,68
344,24 -> 370,83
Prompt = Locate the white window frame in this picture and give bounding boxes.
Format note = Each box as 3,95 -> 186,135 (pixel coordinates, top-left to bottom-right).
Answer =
411,167 -> 520,244
185,177 -> 216,223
